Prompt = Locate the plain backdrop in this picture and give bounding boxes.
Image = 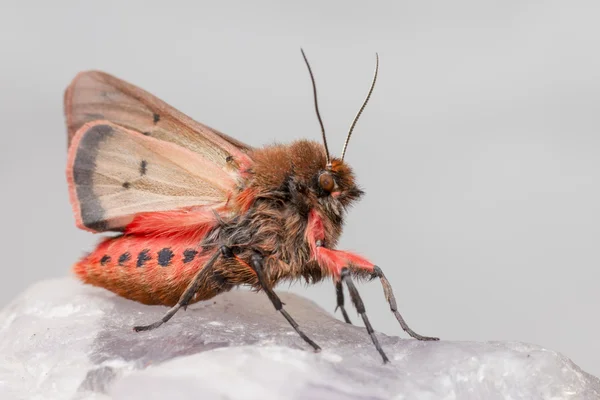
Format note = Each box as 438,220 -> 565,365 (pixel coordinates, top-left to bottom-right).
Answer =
1,0 -> 599,377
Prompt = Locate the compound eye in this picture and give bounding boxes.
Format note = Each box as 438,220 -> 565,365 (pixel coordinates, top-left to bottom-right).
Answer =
319,172 -> 335,192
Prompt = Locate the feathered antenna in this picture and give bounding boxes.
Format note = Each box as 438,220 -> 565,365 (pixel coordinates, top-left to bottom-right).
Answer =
340,53 -> 379,161
300,48 -> 331,165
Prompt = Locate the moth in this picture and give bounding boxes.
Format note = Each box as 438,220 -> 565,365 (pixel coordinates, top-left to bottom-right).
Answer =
65,50 -> 438,363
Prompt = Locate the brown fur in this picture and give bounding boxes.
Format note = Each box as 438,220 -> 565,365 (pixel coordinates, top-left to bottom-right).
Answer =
74,139 -> 367,305
224,139 -> 364,285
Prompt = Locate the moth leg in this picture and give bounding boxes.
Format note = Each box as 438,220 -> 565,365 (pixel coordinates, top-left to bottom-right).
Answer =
372,265 -> 439,341
334,280 -> 352,324
249,252 -> 321,352
341,267 -> 389,363
133,249 -> 221,332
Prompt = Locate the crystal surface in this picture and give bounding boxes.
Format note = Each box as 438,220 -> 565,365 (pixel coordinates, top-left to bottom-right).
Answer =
0,277 -> 598,400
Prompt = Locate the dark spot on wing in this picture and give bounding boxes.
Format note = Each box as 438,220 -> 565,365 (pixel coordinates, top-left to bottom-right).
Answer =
136,249 -> 151,268
84,113 -> 105,121
157,248 -> 174,267
153,113 -> 160,124
142,131 -> 151,136
122,182 -> 131,189
183,249 -> 198,263
225,156 -> 233,163
86,221 -> 109,231
140,160 -> 147,176
118,252 -> 131,266
100,255 -> 111,266
73,124 -> 114,231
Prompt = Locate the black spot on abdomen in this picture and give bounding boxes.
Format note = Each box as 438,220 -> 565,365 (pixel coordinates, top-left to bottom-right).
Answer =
183,249 -> 198,263
157,248 -> 174,267
137,249 -> 151,267
122,182 -> 131,189
153,113 -> 160,124
100,255 -> 111,266
118,252 -> 131,266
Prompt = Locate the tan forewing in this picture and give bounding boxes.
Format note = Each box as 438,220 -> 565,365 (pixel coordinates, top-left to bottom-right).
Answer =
67,121 -> 235,232
64,70 -> 253,169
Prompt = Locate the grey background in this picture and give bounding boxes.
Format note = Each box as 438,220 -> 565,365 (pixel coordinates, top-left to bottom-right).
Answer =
1,0 -> 599,377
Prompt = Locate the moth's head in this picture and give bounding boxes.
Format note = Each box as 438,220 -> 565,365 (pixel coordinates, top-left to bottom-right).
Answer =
298,48 -> 378,211
250,140 -> 363,211
312,158 -> 363,210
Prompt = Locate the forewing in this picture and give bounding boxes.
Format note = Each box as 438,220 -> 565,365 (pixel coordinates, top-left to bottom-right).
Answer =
67,121 -> 235,232
64,70 -> 253,170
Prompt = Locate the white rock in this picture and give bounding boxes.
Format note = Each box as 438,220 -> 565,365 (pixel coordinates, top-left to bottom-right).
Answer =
0,277 -> 598,400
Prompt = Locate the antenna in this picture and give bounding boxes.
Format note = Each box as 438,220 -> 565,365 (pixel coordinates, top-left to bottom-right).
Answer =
300,48 -> 331,165
340,53 -> 379,161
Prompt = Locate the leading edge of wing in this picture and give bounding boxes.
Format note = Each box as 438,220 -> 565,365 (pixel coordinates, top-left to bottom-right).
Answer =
64,70 -> 254,164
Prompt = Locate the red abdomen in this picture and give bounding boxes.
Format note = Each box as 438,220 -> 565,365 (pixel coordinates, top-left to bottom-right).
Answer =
73,234 -> 215,306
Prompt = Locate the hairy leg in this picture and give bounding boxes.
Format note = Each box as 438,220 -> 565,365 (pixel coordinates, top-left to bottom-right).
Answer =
341,267 -> 389,363
334,280 -> 352,324
372,265 -> 439,341
249,252 -> 321,352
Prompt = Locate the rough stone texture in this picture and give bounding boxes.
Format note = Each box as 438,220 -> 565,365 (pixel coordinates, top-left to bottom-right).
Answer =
0,277 -> 598,400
